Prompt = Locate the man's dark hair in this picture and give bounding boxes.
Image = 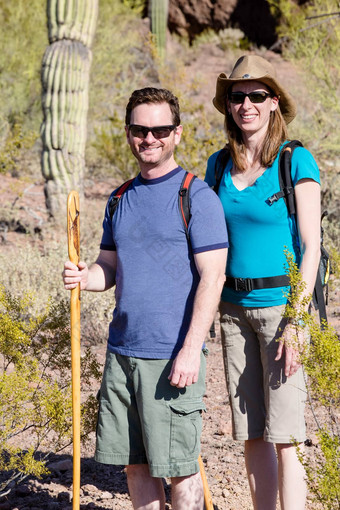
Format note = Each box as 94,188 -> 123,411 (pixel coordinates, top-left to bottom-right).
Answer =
125,87 -> 181,126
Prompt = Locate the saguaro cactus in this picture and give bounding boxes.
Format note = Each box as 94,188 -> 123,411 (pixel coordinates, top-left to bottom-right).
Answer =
41,0 -> 98,216
149,0 -> 169,60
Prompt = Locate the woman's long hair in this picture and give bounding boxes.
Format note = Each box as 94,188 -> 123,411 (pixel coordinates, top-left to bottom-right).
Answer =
225,104 -> 288,171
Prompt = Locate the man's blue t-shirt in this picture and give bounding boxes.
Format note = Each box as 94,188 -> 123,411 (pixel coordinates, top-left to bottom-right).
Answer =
100,167 -> 229,359
205,145 -> 320,307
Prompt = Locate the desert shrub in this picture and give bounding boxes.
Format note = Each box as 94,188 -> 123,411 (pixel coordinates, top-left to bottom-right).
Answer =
0,1 -> 47,133
91,111 -> 139,180
0,115 -> 37,175
269,0 -> 340,158
282,251 -> 340,509
0,235 -> 114,346
176,105 -> 226,179
0,285 -> 101,496
192,27 -> 249,52
120,0 -> 145,13
297,318 -> 340,509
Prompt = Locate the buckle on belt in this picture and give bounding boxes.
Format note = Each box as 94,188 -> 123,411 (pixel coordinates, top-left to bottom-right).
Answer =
234,278 -> 253,292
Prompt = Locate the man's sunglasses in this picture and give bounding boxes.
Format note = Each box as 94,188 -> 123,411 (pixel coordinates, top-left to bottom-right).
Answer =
228,91 -> 273,104
128,124 -> 176,139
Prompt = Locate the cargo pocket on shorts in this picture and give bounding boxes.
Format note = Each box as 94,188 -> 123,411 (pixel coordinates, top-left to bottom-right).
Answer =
169,400 -> 206,460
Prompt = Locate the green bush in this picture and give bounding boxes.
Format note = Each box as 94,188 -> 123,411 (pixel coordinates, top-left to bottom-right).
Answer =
282,251 -> 340,509
0,115 -> 37,175
0,285 -> 101,496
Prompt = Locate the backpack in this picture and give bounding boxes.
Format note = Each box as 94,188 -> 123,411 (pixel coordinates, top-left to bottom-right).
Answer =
108,172 -> 197,238
214,141 -> 330,326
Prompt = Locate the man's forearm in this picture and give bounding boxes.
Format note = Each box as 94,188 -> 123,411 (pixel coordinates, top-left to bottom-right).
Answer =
84,262 -> 114,291
85,251 -> 117,292
183,271 -> 225,350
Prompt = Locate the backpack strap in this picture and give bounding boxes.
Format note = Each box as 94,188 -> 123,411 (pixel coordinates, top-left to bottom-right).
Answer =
266,140 -> 303,210
266,140 -> 329,326
179,171 -> 196,239
313,270 -> 328,327
279,140 -> 303,216
183,167 -> 214,339
109,178 -> 134,220
213,146 -> 230,194
312,211 -> 330,327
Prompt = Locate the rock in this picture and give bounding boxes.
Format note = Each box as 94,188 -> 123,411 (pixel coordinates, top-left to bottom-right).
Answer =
101,490 -> 113,500
82,484 -> 98,495
57,491 -> 71,502
48,459 -> 73,472
222,488 -> 231,498
15,485 -> 31,497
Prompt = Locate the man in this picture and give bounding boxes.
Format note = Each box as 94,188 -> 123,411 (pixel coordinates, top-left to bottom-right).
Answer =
63,87 -> 228,510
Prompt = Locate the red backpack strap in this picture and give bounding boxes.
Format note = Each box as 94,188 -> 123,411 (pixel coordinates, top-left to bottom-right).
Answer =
109,178 -> 134,219
179,172 -> 196,239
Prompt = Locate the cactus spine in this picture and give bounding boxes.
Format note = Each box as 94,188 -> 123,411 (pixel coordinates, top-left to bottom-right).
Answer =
41,0 -> 98,216
149,0 -> 169,60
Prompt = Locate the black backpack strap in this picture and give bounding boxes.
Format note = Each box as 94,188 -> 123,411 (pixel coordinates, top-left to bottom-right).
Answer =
313,270 -> 328,328
277,141 -> 329,326
179,172 -> 196,239
279,140 -> 303,215
312,211 -> 330,327
267,140 -> 303,211
109,178 -> 134,219
213,146 -> 230,194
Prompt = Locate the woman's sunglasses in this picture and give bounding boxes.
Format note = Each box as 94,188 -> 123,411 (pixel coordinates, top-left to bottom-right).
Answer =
128,125 -> 176,139
228,91 -> 273,104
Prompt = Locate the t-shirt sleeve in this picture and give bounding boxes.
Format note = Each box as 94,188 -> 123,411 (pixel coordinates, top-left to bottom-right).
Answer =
188,180 -> 229,254
291,147 -> 320,186
100,193 -> 116,251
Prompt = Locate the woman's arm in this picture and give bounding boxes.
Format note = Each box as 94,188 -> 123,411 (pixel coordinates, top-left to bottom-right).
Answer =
276,178 -> 321,377
295,178 -> 321,297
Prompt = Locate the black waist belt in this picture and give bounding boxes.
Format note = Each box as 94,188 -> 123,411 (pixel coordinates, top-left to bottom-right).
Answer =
224,275 -> 290,292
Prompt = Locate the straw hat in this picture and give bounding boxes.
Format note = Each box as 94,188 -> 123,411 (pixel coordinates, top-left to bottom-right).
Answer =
213,55 -> 297,124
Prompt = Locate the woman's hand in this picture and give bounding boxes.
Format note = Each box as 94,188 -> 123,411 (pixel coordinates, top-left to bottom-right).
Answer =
275,322 -> 306,378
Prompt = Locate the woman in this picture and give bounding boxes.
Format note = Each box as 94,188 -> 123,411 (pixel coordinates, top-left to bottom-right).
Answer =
205,55 -> 321,510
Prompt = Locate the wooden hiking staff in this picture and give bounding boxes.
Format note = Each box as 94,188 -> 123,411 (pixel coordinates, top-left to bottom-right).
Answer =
199,454 -> 214,510
67,191 -> 81,510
